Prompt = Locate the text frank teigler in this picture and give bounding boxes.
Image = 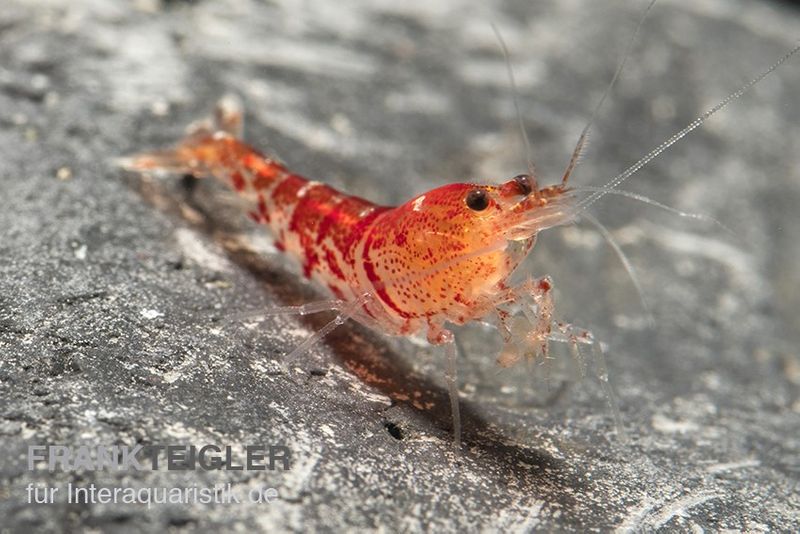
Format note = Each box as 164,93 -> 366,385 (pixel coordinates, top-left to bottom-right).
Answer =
25,444 -> 290,507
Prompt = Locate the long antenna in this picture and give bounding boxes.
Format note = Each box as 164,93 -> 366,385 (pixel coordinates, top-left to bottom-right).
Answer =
491,23 -> 535,177
561,0 -> 658,187
576,42 -> 800,213
580,210 -> 653,325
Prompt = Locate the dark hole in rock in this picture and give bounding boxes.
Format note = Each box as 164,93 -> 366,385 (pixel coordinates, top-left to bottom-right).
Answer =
181,174 -> 199,191
384,422 -> 403,440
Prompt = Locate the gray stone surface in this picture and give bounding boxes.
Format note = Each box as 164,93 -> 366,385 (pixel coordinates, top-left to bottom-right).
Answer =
1,0 -> 799,531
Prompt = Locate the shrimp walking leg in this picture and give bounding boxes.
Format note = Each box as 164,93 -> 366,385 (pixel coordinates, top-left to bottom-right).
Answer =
283,312 -> 350,367
589,340 -> 626,441
281,294 -> 374,366
427,326 -> 462,453
444,336 -> 462,454
494,276 -> 557,368
225,299 -> 346,324
551,324 -> 626,440
494,278 -> 626,437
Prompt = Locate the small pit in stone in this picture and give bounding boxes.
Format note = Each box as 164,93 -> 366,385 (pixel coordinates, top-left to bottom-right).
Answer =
384,421 -> 404,440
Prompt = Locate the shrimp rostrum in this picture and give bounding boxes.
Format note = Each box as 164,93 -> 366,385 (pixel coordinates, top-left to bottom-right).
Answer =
119,34 -> 799,451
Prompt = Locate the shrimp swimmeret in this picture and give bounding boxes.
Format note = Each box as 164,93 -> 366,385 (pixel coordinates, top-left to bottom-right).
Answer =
119,40 -> 799,452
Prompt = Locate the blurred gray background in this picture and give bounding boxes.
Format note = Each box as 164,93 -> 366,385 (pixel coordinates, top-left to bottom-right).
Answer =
1,0 -> 799,531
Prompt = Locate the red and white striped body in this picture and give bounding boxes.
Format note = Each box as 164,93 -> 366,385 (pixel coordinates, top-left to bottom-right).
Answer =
123,108 -> 575,343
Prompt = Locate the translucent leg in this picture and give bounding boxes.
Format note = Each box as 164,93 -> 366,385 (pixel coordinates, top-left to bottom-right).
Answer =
548,325 -> 591,380
539,349 -> 554,393
225,299 -> 345,323
516,276 -> 556,362
524,319 -> 626,440
443,336 -> 462,455
590,340 -> 627,442
283,312 -> 348,366
280,294 -> 370,367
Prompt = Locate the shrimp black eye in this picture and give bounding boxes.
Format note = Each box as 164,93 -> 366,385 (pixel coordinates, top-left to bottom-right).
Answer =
513,174 -> 533,196
465,189 -> 489,211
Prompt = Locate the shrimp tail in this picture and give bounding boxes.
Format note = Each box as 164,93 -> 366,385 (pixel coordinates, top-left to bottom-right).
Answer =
115,94 -> 249,178
116,95 -> 295,207
114,148 -> 200,175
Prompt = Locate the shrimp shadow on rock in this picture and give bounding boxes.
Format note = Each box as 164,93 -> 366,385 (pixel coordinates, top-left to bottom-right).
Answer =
123,167 -> 598,504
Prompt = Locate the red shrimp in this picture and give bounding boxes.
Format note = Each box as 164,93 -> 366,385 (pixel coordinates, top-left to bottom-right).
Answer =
119,38 -> 799,452
119,95 -> 584,448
